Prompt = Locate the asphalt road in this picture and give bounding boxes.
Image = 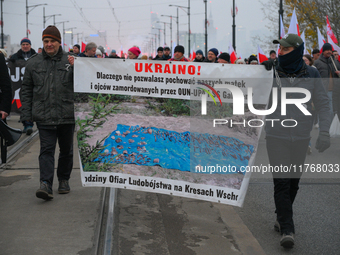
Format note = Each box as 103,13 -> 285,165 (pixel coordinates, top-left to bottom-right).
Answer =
234,128 -> 340,255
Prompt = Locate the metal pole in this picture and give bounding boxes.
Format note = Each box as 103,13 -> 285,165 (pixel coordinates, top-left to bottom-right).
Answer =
63,22 -> 65,51
204,0 -> 207,56
188,0 -> 190,58
177,8 -> 179,45
1,0 -> 4,48
170,16 -> 172,52
279,0 -> 283,39
158,29 -> 161,47
163,23 -> 166,46
43,7 -> 45,29
26,0 -> 28,38
232,0 -> 236,51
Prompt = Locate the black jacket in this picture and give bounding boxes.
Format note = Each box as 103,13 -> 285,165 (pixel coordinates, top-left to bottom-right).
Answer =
0,54 -> 12,115
314,54 -> 340,91
21,47 -> 75,125
194,56 -> 205,62
10,48 -> 36,62
265,62 -> 331,141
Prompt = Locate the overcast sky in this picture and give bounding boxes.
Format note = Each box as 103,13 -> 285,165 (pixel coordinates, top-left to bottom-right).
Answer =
4,0 -> 273,57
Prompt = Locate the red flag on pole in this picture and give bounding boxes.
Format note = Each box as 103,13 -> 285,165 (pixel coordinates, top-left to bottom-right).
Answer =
229,42 -> 237,64
257,45 -> 268,64
288,8 -> 300,36
81,42 -> 86,53
326,16 -> 338,44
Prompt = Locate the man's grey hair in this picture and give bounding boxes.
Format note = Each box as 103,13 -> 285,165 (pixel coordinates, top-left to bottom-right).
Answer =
85,42 -> 97,52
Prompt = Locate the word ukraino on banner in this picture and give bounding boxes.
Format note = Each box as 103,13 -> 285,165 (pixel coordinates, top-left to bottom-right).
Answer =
74,58 -> 273,207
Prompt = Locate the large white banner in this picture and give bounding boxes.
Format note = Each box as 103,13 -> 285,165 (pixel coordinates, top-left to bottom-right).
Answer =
74,58 -> 273,207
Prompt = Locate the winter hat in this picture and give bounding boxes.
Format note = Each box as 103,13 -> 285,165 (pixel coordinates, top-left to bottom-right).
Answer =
128,47 -> 141,56
269,50 -> 276,55
174,45 -> 185,54
111,49 -> 116,53
73,44 -> 80,50
218,52 -> 230,62
322,43 -> 333,52
20,37 -> 31,45
96,49 -> 102,56
164,46 -> 170,51
157,47 -> 164,52
196,49 -> 204,55
42,25 -> 61,43
98,46 -> 105,54
208,48 -> 219,57
248,55 -> 258,63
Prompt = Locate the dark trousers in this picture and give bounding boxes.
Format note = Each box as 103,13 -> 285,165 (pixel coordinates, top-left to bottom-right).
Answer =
266,137 -> 309,234
38,124 -> 75,185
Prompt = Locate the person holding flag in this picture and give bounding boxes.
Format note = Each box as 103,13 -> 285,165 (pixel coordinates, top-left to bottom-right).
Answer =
263,34 -> 331,248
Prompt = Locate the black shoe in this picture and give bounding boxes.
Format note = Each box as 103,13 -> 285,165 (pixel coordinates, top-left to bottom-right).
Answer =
280,233 -> 294,248
274,220 -> 281,232
36,181 -> 53,200
23,125 -> 33,135
58,180 -> 70,194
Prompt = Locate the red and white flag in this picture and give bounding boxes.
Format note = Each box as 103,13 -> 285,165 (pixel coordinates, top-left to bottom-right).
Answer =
81,42 -> 86,52
229,42 -> 237,64
120,45 -> 123,58
12,89 -> 22,109
288,8 -> 300,36
280,15 -> 285,39
317,27 -> 326,52
190,43 -> 196,61
326,16 -> 338,44
257,45 -> 268,64
327,35 -> 339,59
300,31 -> 308,54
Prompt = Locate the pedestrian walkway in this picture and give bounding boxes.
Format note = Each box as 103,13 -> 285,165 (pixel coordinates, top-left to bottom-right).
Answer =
0,116 -> 266,255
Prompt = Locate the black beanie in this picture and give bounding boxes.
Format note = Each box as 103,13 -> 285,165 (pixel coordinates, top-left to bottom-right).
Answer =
218,52 -> 230,62
157,47 -> 164,52
322,43 -> 332,52
174,45 -> 185,54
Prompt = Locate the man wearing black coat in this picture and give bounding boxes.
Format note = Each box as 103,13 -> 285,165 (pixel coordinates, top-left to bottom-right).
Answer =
0,54 -> 12,120
264,34 -> 331,248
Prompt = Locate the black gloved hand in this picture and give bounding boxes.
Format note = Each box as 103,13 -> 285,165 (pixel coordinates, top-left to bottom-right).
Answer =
315,131 -> 330,152
261,60 -> 273,71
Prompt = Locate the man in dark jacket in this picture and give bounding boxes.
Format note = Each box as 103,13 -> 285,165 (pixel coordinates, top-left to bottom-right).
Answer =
10,37 -> 37,135
193,49 -> 205,62
0,54 -> 12,120
161,46 -> 171,60
153,47 -> 164,60
264,34 -> 331,248
314,43 -> 340,115
21,25 -> 76,201
204,48 -> 218,63
10,38 -> 36,61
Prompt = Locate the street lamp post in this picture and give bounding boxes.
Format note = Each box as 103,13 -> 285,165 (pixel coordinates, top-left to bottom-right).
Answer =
149,33 -> 157,55
232,0 -> 236,52
157,21 -> 170,46
279,0 -> 284,40
26,0 -> 47,38
161,15 -> 173,51
204,0 -> 207,56
43,7 -> 61,28
169,3 -> 190,56
55,21 -> 69,50
65,27 -> 76,46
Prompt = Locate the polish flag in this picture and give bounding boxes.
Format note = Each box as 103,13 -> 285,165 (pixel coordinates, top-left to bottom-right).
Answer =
229,42 -> 237,64
300,31 -> 308,54
81,42 -> 86,53
326,16 -> 338,44
327,35 -> 340,61
280,15 -> 285,39
257,45 -> 268,64
12,89 -> 22,109
276,44 -> 280,55
288,8 -> 300,36
120,45 -> 123,58
317,27 -> 326,52
190,43 -> 196,61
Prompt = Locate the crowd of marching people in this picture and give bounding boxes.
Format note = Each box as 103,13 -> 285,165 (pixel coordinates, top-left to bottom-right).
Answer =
1,27 -> 340,249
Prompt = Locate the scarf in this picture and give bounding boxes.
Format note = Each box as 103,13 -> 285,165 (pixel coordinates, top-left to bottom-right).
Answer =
278,42 -> 305,74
